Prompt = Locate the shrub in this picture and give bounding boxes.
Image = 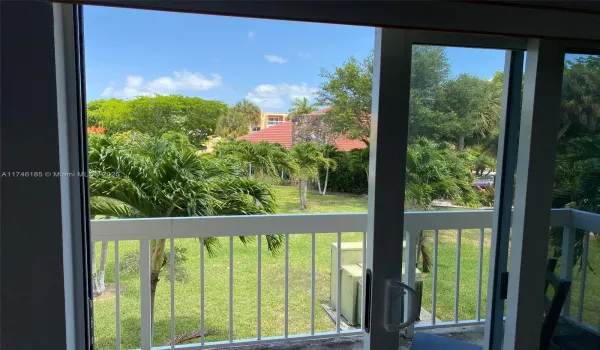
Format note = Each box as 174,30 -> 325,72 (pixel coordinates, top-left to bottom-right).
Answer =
321,148 -> 369,195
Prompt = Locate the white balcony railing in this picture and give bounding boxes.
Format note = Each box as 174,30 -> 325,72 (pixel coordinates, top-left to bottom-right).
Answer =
91,208 -> 600,350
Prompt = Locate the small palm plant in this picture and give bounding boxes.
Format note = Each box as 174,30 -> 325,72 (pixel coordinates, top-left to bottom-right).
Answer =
88,133 -> 283,330
214,140 -> 297,178
290,142 -> 336,209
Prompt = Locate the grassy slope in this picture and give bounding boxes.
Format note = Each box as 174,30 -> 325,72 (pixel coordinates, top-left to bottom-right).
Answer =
92,185 -> 600,349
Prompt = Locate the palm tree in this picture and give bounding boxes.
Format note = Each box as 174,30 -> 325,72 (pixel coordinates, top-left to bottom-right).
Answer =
405,138 -> 477,272
288,97 -> 319,116
216,109 -> 252,139
215,140 -> 297,178
234,99 -> 262,127
290,142 -> 335,209
317,144 -> 338,195
88,133 -> 283,330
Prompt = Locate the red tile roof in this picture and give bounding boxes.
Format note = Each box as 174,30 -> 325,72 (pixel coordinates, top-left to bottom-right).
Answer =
334,138 -> 368,151
87,126 -> 106,134
237,121 -> 294,149
236,120 -> 366,151
309,106 -> 333,115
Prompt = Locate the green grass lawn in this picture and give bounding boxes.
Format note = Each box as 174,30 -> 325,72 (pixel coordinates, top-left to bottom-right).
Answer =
92,185 -> 600,349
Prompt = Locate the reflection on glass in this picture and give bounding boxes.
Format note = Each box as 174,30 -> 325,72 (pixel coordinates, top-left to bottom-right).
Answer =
406,46 -> 503,212
548,54 -> 600,348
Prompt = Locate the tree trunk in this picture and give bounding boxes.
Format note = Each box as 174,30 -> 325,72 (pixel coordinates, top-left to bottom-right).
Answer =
97,241 -> 108,294
302,181 -> 308,209
150,270 -> 160,333
457,135 -> 465,151
299,180 -> 308,210
322,168 -> 330,195
298,181 -> 304,209
557,121 -> 572,140
248,163 -> 252,177
149,239 -> 167,333
418,231 -> 431,273
316,174 -> 323,195
92,242 -> 100,295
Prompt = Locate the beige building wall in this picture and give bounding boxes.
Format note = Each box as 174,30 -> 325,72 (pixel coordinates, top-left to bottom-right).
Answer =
252,112 -> 289,131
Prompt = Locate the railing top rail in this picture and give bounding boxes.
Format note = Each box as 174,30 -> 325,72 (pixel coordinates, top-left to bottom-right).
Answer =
571,209 -> 600,232
91,213 -> 368,241
89,208 -> 582,242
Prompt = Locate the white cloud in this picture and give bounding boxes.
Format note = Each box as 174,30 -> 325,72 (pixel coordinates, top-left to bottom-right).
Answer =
100,70 -> 223,99
248,31 -> 255,39
299,52 -> 312,59
264,55 -> 288,64
246,83 -> 318,109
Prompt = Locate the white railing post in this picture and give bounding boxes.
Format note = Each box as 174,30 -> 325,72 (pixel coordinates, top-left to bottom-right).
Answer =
577,231 -> 590,323
404,230 -> 418,338
560,226 -> 575,316
139,239 -> 152,350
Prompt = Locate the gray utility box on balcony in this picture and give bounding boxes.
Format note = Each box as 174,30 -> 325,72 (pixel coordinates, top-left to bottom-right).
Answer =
331,242 -> 422,327
330,242 -> 364,310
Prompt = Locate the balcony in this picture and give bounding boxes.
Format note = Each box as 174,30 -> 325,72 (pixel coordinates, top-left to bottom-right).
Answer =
91,209 -> 600,350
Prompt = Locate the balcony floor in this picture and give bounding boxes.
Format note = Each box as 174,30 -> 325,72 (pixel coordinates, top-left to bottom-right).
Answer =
223,326 -> 484,350
223,320 -> 600,349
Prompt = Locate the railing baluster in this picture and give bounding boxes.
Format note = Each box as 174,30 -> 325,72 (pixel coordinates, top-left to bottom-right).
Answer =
578,231 -> 590,323
432,230 -> 439,326
140,239 -> 152,350
477,228 -> 484,321
336,231 -> 342,333
362,231 -> 367,330
310,232 -> 316,336
229,236 -> 234,342
404,230 -> 418,338
454,229 -> 461,323
170,238 -> 175,348
115,241 -> 121,350
560,227 -> 575,317
257,235 -> 262,340
200,238 -> 205,345
284,233 -> 289,338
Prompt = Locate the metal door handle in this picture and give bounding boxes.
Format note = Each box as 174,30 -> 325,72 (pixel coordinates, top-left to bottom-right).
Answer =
383,279 -> 419,331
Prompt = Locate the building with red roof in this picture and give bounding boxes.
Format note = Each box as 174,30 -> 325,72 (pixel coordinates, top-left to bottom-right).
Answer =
238,121 -> 295,149
237,107 -> 367,151
87,126 -> 106,134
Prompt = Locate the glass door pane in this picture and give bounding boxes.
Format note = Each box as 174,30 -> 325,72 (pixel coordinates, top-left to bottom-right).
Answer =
403,43 -> 515,346
549,52 -> 600,349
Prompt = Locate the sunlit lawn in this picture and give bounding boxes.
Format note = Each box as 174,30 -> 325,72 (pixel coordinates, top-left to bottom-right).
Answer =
92,185 -> 600,349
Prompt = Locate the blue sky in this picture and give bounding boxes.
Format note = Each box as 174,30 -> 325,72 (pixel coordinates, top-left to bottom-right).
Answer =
84,6 -> 506,112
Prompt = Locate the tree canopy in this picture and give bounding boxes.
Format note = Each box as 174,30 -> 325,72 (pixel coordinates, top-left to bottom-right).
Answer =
215,99 -> 262,139
288,97 -> 319,116
87,95 -> 228,148
316,54 -> 373,143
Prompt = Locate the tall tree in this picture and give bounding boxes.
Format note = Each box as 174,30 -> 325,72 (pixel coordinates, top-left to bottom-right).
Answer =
87,95 -> 228,148
316,46 -> 450,144
288,97 -> 319,116
560,56 -> 600,139
87,98 -> 132,130
216,110 -> 252,139
291,114 -> 340,194
88,134 -> 283,330
233,99 -> 262,127
410,46 -> 451,105
290,142 -> 335,209
433,73 -> 501,150
316,54 -> 373,144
